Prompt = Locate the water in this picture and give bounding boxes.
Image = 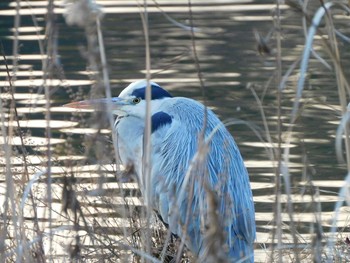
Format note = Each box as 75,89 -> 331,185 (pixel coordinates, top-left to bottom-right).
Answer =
1,0 -> 350,262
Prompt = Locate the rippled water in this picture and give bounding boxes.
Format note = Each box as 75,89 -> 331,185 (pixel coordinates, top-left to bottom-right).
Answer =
1,0 -> 350,262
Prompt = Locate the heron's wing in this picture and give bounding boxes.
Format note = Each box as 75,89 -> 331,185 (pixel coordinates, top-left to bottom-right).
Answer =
206,124 -> 256,245
150,97 -> 255,253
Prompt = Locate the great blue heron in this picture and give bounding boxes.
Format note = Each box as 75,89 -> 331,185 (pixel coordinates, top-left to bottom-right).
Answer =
65,80 -> 256,262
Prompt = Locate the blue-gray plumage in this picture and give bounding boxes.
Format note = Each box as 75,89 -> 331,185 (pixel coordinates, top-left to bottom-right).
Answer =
65,80 -> 256,262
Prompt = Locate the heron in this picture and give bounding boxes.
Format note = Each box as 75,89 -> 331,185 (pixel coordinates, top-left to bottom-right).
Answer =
65,80 -> 256,262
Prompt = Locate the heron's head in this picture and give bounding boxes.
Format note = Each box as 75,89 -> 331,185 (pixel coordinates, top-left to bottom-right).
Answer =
65,80 -> 173,118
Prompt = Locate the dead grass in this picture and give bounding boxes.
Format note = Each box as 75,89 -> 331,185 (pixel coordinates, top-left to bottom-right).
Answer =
1,0 -> 350,262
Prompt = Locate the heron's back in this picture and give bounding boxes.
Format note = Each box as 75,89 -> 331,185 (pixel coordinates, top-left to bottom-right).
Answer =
148,98 -> 255,262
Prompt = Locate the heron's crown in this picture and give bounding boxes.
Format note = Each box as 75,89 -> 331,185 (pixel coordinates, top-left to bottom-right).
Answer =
120,80 -> 173,100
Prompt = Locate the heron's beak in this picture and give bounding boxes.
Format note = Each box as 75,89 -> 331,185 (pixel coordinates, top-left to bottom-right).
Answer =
64,97 -> 127,111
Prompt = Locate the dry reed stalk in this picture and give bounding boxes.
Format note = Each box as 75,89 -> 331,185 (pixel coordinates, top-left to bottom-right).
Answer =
280,0 -> 350,261
42,0 -> 56,259
138,0 -> 153,259
270,1 -> 284,262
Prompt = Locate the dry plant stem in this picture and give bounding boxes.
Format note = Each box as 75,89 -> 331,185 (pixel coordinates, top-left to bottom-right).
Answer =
323,5 -> 350,170
175,169 -> 195,263
292,2 -> 350,122
187,0 -> 208,136
175,133 -> 218,262
139,0 -> 153,259
63,0 -> 130,256
301,0 -> 332,71
261,72 -> 275,104
0,55 -> 11,262
2,0 -> 45,257
188,0 -> 205,100
300,1 -> 350,94
289,3 -> 350,258
272,2 -> 301,262
327,171 -> 350,258
159,227 -> 173,262
322,2 -> 350,257
151,0 -> 199,32
2,51 -> 45,261
173,3 -> 210,261
64,2 -> 108,250
271,2 -> 283,262
249,87 -> 275,161
336,112 -> 350,163
284,1 -> 350,261
12,0 -> 20,79
77,9 -> 115,252
30,5 -> 52,99
0,94 -> 19,263
272,2 -> 299,262
95,16 -> 130,242
43,0 -> 56,260
222,119 -> 269,155
310,187 -> 323,262
0,61 -> 19,260
5,0 -> 21,260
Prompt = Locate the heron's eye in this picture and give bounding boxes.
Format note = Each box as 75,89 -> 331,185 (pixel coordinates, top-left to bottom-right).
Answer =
132,97 -> 141,104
